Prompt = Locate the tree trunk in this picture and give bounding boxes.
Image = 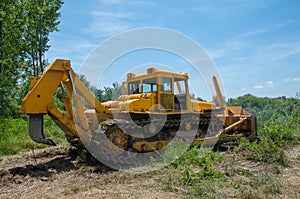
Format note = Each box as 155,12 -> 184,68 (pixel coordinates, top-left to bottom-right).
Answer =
39,15 -> 43,73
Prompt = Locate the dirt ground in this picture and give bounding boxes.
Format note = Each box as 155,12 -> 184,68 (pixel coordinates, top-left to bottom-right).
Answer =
0,146 -> 184,199
0,145 -> 299,199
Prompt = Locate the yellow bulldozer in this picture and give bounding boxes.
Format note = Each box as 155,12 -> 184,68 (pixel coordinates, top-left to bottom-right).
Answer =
19,59 -> 257,155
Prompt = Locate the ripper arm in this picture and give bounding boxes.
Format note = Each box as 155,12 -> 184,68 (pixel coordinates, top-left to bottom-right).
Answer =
19,59 -> 109,145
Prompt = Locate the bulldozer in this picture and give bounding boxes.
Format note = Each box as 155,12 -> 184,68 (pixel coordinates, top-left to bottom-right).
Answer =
19,59 -> 257,158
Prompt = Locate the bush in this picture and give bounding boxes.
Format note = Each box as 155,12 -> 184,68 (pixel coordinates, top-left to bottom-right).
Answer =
228,95 -> 300,166
162,147 -> 223,188
259,116 -> 300,146
237,138 -> 289,166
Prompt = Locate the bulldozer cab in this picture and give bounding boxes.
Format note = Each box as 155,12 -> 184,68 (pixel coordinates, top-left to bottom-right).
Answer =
122,68 -> 189,112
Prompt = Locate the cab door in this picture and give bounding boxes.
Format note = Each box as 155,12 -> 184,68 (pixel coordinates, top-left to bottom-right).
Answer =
159,77 -> 174,111
174,78 -> 187,111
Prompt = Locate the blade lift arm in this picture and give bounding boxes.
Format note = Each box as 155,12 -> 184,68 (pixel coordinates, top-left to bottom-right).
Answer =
212,76 -> 224,108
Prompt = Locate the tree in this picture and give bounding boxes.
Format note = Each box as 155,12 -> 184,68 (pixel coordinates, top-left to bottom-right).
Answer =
23,0 -> 63,75
0,4 -> 2,73
0,1 -> 25,116
296,92 -> 300,99
0,0 -> 63,117
212,95 -> 226,106
94,82 -> 121,102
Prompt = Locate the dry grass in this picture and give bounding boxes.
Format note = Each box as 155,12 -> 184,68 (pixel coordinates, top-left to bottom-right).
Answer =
0,145 -> 299,199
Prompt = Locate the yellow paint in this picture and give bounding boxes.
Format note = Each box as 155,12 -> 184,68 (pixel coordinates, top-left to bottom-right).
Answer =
20,59 -> 256,148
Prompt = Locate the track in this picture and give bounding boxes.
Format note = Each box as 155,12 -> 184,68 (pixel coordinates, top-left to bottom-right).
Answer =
87,113 -> 224,170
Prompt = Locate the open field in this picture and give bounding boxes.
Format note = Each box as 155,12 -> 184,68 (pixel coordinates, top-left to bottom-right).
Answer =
0,144 -> 299,199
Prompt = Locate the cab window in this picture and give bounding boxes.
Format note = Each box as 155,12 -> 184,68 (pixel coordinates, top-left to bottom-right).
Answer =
174,78 -> 186,95
128,81 -> 140,94
161,77 -> 172,92
142,78 -> 157,93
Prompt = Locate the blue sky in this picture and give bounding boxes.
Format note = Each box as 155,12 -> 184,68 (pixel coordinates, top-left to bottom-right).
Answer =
46,0 -> 300,100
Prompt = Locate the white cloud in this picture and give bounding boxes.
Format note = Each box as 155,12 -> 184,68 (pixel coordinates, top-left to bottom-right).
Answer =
100,0 -> 157,8
210,20 -> 298,63
91,11 -> 132,18
85,10 -> 133,38
254,85 -> 264,89
241,28 -> 268,37
100,0 -> 123,5
85,1 -> 156,38
242,20 -> 294,38
266,81 -> 274,87
85,21 -> 131,38
283,77 -> 300,82
252,81 -> 274,89
207,49 -> 227,59
192,0 -> 268,17
271,46 -> 300,61
46,34 -> 99,71
195,6 -> 210,13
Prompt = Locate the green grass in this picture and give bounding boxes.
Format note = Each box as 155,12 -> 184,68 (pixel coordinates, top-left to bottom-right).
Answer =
158,143 -> 288,198
234,113 -> 300,167
159,146 -> 224,197
0,115 -> 68,157
0,117 -> 33,156
157,106 -> 300,198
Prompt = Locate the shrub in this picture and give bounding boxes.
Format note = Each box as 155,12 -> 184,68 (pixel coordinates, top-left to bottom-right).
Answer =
236,138 -> 289,166
162,147 -> 223,188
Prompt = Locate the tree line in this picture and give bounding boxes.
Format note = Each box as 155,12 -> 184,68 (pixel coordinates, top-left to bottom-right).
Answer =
0,0 -> 63,117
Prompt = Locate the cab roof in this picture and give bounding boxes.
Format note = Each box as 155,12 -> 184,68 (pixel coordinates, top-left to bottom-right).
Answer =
126,67 -> 189,82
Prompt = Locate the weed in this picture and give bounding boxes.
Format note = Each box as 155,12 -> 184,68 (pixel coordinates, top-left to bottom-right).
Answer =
233,171 -> 282,199
71,186 -> 80,194
63,185 -> 85,196
250,172 -> 281,195
167,147 -> 223,169
160,146 -> 224,197
273,165 -> 282,175
75,149 -> 88,163
234,167 -> 253,177
236,138 -> 289,166
188,179 -> 223,198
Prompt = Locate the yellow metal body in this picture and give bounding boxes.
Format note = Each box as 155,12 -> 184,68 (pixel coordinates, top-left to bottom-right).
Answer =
20,59 -> 111,145
20,59 -> 257,150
